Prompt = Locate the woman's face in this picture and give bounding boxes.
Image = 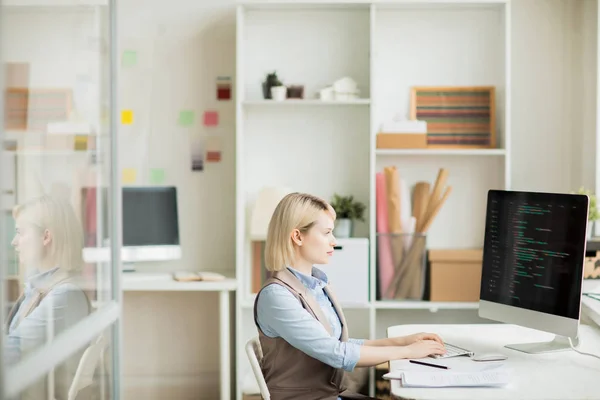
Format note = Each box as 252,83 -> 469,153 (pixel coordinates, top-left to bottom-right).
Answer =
295,211 -> 337,266
11,217 -> 50,267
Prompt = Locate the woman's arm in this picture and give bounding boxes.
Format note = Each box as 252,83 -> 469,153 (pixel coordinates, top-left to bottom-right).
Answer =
363,332 -> 444,347
355,340 -> 446,367
257,284 -> 363,371
256,285 -> 446,371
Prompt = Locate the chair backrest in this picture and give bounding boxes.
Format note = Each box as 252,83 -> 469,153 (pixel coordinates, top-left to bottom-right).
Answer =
68,335 -> 107,400
245,337 -> 270,400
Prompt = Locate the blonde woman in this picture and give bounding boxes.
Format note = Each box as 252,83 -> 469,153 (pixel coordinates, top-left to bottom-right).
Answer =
255,192 -> 446,400
4,195 -> 91,399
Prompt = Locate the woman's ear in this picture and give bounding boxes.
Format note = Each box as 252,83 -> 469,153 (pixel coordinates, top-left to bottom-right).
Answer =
42,229 -> 52,247
291,229 -> 303,246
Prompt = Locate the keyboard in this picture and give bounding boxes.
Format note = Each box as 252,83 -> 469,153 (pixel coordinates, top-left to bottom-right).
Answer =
430,342 -> 474,359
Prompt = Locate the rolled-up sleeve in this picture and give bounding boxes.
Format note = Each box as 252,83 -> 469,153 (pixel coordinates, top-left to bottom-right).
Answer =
256,284 -> 362,371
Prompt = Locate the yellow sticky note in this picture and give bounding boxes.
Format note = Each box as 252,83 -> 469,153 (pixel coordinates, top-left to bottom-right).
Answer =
121,110 -> 133,125
122,168 -> 137,184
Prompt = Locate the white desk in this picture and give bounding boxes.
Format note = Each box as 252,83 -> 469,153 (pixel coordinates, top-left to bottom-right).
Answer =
387,323 -> 600,400
122,273 -> 237,400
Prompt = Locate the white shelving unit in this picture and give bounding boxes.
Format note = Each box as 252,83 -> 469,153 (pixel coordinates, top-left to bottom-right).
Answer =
235,1 -> 510,398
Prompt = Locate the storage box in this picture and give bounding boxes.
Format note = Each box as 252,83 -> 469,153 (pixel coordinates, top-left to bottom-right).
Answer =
317,238 -> 369,306
376,133 -> 427,149
428,249 -> 483,302
584,251 -> 600,279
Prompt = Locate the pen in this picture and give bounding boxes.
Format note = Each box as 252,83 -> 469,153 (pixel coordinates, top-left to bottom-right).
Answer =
409,359 -> 449,370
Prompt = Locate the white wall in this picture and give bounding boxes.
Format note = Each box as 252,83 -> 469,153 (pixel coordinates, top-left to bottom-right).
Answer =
116,0 -> 237,398
511,0 -> 597,193
118,0 -> 237,275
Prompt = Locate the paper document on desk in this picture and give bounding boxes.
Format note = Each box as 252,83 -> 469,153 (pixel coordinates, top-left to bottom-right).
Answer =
399,370 -> 510,388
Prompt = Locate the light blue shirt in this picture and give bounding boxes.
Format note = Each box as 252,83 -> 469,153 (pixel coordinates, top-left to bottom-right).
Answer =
4,268 -> 90,366
256,266 -> 364,372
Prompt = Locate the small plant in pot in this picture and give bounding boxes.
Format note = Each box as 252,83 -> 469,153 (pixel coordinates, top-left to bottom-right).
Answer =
574,187 -> 600,238
330,193 -> 366,238
262,71 -> 283,100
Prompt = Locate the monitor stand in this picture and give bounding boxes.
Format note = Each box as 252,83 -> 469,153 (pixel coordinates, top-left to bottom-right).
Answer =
122,262 -> 136,273
505,334 -> 579,354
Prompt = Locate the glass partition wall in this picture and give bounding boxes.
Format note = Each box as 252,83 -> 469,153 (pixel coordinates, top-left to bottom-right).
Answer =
0,1 -> 121,399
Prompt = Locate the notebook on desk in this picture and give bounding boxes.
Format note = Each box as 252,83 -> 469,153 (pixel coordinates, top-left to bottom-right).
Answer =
172,271 -> 226,282
383,357 -> 510,388
384,369 -> 510,388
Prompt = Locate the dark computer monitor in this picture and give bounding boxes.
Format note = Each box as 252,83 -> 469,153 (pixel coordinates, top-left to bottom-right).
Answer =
82,186 -> 181,265
478,190 -> 588,353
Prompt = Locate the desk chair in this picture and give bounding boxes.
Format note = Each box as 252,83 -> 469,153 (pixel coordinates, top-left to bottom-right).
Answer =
245,337 -> 270,400
67,335 -> 107,400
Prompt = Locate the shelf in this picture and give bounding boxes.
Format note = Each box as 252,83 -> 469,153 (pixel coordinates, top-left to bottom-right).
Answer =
243,99 -> 371,106
241,297 -> 478,311
374,0 -> 508,9
240,0 -> 507,6
3,0 -> 107,6
240,297 -> 370,309
374,300 -> 479,310
4,150 -> 96,156
376,148 -> 506,156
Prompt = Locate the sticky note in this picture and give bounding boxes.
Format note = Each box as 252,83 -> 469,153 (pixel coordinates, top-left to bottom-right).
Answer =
122,50 -> 137,67
203,111 -> 218,127
190,136 -> 204,172
217,76 -> 232,101
122,168 -> 137,184
206,136 -> 222,163
121,110 -> 133,125
178,110 -> 195,126
74,135 -> 88,151
150,168 -> 165,184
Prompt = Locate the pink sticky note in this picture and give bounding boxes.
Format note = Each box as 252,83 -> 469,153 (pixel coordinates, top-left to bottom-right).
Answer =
203,111 -> 219,127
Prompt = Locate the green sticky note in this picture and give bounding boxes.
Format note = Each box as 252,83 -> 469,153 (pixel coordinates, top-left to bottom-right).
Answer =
150,168 -> 165,184
178,110 -> 195,126
122,50 -> 137,67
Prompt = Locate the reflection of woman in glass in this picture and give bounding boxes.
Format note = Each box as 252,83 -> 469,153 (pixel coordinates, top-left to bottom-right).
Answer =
4,195 -> 91,399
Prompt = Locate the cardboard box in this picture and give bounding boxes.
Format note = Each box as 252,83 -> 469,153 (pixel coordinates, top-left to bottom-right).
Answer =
376,133 -> 427,149
429,249 -> 483,302
584,251 -> 600,279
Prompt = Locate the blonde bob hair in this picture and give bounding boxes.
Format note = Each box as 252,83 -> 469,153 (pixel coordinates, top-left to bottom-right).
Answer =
13,195 -> 84,272
264,192 -> 336,272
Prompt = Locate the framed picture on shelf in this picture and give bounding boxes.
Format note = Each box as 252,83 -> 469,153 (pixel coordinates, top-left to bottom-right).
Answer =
410,86 -> 496,149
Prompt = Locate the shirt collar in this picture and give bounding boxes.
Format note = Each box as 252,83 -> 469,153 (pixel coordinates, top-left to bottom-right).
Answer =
25,267 -> 60,291
287,266 -> 329,290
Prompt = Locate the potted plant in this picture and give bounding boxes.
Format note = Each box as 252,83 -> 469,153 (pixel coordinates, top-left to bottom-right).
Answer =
575,187 -> 600,238
330,193 -> 366,238
262,71 -> 284,100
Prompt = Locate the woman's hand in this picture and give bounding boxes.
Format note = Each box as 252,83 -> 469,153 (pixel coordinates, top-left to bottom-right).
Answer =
403,339 -> 447,359
397,332 -> 444,346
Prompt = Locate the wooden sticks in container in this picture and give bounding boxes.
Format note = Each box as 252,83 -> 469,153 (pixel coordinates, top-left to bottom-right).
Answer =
384,168 -> 452,300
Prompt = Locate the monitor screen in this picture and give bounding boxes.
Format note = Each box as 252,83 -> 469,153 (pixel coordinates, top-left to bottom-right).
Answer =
480,190 -> 588,320
122,187 -> 179,247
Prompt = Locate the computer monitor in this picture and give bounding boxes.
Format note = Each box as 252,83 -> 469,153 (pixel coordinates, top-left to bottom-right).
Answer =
121,186 -> 181,263
478,190 -> 588,354
82,186 -> 181,267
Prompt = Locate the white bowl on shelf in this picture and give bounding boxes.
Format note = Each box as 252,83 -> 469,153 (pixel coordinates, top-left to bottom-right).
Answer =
270,86 -> 287,101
